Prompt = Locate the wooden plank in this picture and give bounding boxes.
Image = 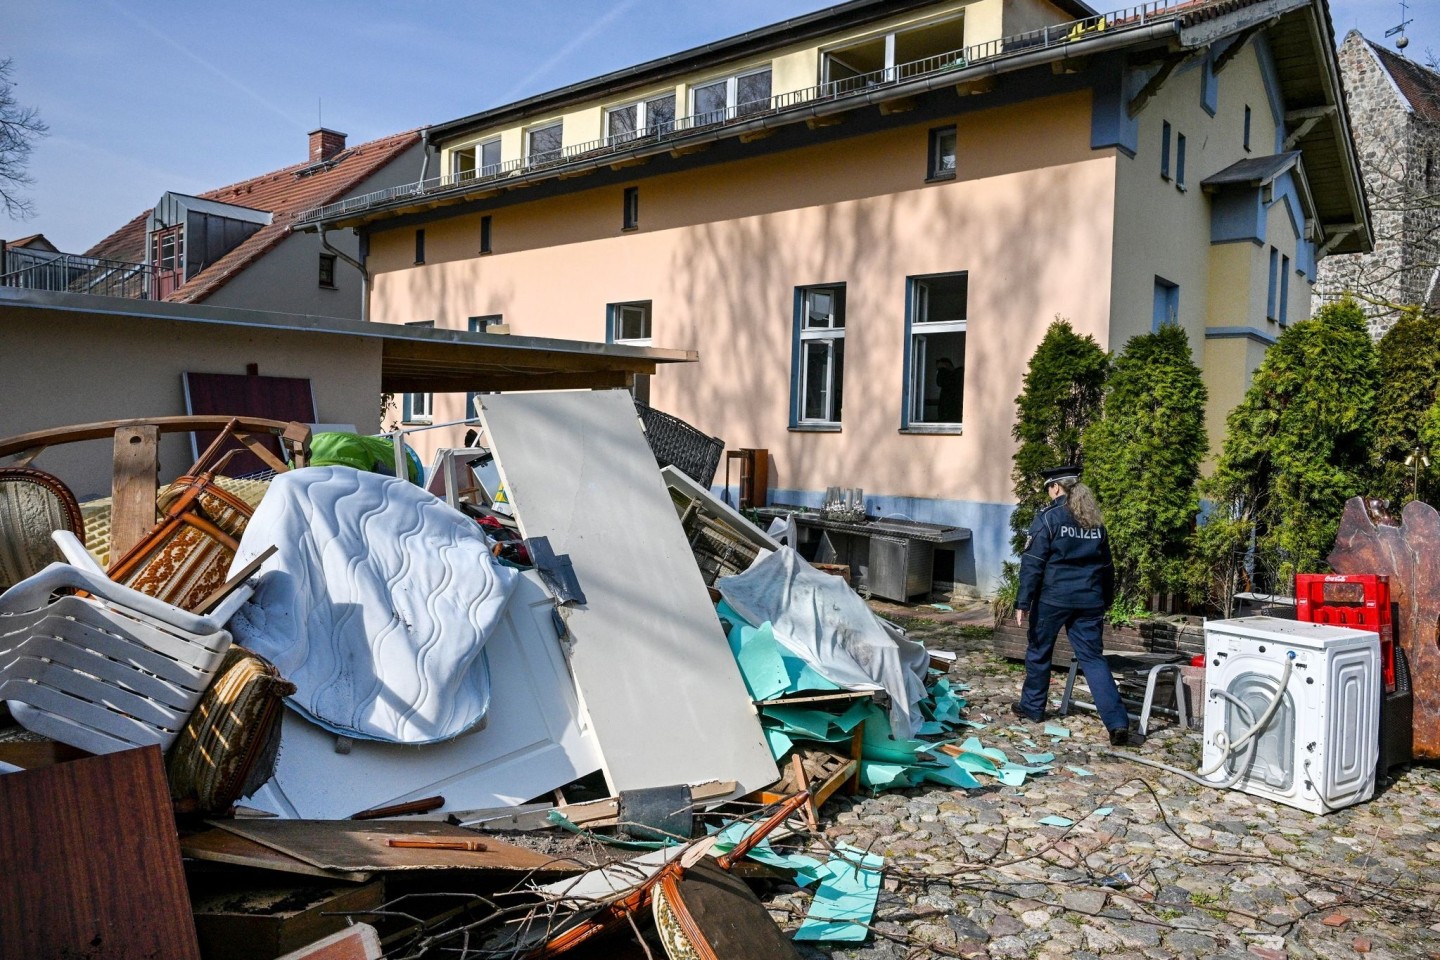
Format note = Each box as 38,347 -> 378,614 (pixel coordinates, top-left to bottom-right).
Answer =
275,923 -> 383,960
0,745 -> 200,960
210,819 -> 572,874
110,424 -> 159,558
478,390 -> 778,797
181,829 -> 373,883
0,415 -> 305,461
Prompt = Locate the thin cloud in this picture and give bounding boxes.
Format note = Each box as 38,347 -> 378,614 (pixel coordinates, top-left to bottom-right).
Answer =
97,0 -> 309,129
498,0 -> 645,104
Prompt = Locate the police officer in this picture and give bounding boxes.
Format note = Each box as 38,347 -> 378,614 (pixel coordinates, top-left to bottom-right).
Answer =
1012,465 -> 1131,746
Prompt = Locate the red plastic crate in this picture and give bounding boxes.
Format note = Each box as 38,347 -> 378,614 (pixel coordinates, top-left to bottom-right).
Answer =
1294,573 -> 1396,693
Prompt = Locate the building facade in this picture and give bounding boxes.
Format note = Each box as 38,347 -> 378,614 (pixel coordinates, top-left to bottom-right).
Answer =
299,0 -> 1368,594
1315,31 -> 1440,338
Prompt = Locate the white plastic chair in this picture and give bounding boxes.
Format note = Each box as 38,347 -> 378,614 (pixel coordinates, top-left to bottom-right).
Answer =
0,555 -> 247,754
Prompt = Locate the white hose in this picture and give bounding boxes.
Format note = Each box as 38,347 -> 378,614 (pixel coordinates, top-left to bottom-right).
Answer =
1112,651 -> 1295,790
1194,651 -> 1294,777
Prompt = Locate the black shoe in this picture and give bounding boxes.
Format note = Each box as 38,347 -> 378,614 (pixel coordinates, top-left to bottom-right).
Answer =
1010,703 -> 1045,723
1109,728 -> 1131,747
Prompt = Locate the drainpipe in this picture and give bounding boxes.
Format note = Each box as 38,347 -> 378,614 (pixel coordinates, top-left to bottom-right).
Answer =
418,128 -> 432,183
319,227 -> 369,323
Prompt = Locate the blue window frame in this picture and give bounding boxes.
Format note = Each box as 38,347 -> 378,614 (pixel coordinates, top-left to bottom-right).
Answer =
791,284 -> 846,427
1153,276 -> 1179,331
1161,121 -> 1172,179
402,320 -> 434,423
607,301 -> 652,403
903,273 -> 968,429
1176,133 -> 1187,189
1244,105 -> 1252,152
1266,247 -> 1280,321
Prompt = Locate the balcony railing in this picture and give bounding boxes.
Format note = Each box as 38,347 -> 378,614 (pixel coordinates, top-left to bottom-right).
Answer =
294,0 -> 1211,225
0,249 -> 154,300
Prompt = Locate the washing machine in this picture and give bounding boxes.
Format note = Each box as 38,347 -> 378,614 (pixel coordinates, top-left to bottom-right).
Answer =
1202,616 -> 1379,814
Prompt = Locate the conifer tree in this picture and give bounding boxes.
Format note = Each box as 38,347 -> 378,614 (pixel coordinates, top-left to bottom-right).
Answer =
1083,324 -> 1207,598
1373,308 -> 1440,506
1010,318 -> 1108,553
1194,298 -> 1377,598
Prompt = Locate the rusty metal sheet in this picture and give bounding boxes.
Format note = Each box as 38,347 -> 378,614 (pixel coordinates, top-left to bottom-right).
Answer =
0,745 -> 201,960
1329,497 -> 1440,758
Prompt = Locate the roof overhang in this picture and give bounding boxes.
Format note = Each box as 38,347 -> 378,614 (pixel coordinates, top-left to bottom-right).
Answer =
0,288 -> 695,394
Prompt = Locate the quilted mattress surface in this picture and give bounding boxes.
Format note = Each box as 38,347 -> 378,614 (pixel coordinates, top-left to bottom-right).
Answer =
227,467 -> 517,744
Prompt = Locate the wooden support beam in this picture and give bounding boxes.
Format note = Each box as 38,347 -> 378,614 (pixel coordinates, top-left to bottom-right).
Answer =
609,157 -> 648,171
1212,20 -> 1276,74
669,143 -> 709,158
1128,54 -> 1188,118
806,115 -> 843,129
110,425 -> 159,565
878,96 -> 917,115
1052,55 -> 1089,76
739,128 -> 774,143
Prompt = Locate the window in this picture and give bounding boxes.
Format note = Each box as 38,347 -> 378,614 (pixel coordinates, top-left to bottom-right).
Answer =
1161,121 -> 1171,179
690,67 -> 772,126
451,147 -> 475,182
1153,276 -> 1179,331
526,122 -> 563,165
906,273 -> 967,427
480,215 -> 492,254
623,187 -> 639,230
467,315 -> 503,415
609,301 -> 652,404
1266,246 -> 1280,321
479,138 -> 502,176
793,285 -> 845,426
928,125 -> 957,180
318,253 -> 336,288
414,229 -> 425,265
605,92 -> 676,143
1175,133 -> 1187,189
1243,105 -> 1252,152
1279,254 -> 1291,325
402,321 -> 434,423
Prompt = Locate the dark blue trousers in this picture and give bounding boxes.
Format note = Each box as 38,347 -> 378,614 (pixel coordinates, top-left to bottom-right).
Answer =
1020,602 -> 1130,732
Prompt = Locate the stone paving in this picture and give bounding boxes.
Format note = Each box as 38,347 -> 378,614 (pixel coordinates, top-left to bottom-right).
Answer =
770,604 -> 1440,960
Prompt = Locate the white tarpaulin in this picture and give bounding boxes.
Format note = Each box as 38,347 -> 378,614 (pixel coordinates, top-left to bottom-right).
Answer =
228,467 -> 517,745
717,546 -> 930,737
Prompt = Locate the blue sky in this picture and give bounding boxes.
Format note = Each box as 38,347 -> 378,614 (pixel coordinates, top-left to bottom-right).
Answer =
7,0 -> 1436,252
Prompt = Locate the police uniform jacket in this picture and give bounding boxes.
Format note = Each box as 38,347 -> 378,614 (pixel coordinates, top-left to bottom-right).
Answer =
1015,495 -> 1115,612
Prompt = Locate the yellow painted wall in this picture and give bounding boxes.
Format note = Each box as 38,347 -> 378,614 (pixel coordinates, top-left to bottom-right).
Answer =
374,92 -> 1115,507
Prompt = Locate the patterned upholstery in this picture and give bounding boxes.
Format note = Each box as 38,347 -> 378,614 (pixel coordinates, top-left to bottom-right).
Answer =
108,474 -> 255,612
167,645 -> 295,815
0,468 -> 84,591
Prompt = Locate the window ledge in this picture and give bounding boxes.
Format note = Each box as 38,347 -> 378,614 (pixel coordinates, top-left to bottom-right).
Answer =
1176,183 -> 1187,193
621,226 -> 639,233
789,423 -> 841,433
401,419 -> 432,426
900,425 -> 963,435
925,172 -> 956,184
319,284 -> 337,291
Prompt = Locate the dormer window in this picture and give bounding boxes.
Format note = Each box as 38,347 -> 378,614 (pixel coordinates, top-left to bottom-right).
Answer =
526,122 -> 564,165
606,93 -> 677,144
690,67 -> 772,125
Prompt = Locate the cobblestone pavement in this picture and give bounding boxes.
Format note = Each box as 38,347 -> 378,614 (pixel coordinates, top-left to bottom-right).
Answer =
772,605 -> 1440,960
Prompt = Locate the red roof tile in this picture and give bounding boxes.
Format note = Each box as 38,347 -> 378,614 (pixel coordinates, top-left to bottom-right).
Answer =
1367,40 -> 1440,123
84,129 -> 421,303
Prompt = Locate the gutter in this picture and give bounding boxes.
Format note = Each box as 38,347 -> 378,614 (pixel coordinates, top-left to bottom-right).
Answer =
306,20 -> 1180,231
318,228 -> 368,323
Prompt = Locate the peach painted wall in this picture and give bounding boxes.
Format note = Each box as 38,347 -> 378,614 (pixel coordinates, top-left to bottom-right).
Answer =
371,90 -> 1115,513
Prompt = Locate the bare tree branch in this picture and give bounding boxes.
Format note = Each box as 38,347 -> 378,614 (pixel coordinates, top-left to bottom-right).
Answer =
0,57 -> 49,221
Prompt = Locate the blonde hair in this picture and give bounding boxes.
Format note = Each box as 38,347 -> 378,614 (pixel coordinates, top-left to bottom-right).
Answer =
1057,477 -> 1103,529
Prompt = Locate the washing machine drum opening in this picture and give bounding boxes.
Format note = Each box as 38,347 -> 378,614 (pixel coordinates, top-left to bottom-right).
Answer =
1224,673 -> 1295,789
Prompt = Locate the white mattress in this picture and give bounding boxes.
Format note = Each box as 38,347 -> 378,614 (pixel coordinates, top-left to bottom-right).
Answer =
228,467 -> 517,745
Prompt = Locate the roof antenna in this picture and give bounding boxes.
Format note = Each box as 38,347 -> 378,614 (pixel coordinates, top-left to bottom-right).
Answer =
1385,0 -> 1412,52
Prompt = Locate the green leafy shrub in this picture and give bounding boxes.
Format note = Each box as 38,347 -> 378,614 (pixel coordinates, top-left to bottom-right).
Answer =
1010,318 -> 1108,553
992,560 -> 1020,624
1083,324 -> 1208,598
1193,298 -> 1378,599
1373,308 -> 1440,506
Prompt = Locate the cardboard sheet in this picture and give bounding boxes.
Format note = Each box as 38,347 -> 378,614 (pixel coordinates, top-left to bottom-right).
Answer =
478,391 -> 777,797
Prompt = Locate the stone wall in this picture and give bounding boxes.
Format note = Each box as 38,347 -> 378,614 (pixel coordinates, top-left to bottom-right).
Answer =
1315,32 -> 1440,339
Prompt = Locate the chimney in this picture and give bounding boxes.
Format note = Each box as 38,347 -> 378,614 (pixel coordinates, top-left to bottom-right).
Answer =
308,128 -> 347,163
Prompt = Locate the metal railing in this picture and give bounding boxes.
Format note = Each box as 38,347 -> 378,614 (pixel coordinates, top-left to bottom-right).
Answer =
295,0 -> 1211,225
0,249 -> 154,299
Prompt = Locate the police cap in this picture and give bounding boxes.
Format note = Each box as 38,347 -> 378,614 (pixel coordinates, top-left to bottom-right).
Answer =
1039,465 -> 1080,487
